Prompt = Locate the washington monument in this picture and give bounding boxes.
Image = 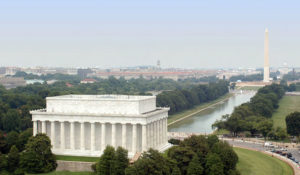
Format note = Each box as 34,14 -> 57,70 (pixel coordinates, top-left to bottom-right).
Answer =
264,28 -> 270,82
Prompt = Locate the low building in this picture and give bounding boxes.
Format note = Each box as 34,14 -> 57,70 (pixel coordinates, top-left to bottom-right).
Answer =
31,95 -> 170,157
80,78 -> 97,84
0,77 -> 26,89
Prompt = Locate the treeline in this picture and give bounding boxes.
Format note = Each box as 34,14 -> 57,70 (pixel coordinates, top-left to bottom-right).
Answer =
229,72 -> 278,82
282,71 -> 300,81
94,135 -> 239,175
229,74 -> 263,82
0,133 -> 57,175
156,81 -> 229,115
213,84 -> 286,138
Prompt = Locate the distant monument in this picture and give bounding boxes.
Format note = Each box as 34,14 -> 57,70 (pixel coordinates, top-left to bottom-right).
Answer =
263,28 -> 270,82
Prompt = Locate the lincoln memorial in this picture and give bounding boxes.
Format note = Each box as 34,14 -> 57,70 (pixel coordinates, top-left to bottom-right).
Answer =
30,95 -> 170,157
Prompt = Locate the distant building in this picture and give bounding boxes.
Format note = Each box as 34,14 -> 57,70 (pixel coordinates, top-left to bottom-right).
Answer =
77,69 -> 93,79
31,95 -> 170,157
80,78 -> 97,84
0,77 -> 26,89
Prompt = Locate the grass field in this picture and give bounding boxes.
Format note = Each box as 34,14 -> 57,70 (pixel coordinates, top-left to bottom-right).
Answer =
168,93 -> 233,124
234,147 -> 293,175
55,155 -> 98,162
272,95 -> 300,128
27,171 -> 93,175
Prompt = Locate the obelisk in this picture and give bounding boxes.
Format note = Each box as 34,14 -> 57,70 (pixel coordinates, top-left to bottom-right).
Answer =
263,28 -> 270,82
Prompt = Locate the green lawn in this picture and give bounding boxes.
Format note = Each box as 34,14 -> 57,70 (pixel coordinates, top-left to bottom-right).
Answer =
55,155 -> 98,162
168,93 -> 233,124
272,95 -> 300,128
27,171 -> 93,175
234,147 -> 293,175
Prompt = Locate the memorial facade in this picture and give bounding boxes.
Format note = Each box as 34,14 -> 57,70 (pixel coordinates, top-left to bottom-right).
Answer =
31,95 -> 170,157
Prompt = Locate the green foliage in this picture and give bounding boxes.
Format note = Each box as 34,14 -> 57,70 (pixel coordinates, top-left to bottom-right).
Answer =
157,81 -> 229,115
286,112 -> 300,137
114,147 -> 129,175
205,153 -> 224,175
20,134 -> 57,173
171,166 -> 182,175
7,145 -> 20,173
125,149 -> 173,175
187,155 -> 204,175
213,84 -> 285,137
168,146 -> 196,174
96,146 -> 116,175
0,152 -> 7,171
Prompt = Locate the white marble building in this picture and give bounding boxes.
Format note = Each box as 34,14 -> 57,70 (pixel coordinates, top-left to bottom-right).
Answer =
30,95 -> 170,157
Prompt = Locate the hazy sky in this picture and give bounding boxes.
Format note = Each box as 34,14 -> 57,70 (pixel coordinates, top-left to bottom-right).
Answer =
1,0 -> 300,69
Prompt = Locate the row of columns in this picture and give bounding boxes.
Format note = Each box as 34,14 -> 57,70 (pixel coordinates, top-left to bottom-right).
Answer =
32,118 -> 167,153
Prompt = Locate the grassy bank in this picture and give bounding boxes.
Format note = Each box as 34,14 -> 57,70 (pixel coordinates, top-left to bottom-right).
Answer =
55,155 -> 98,162
234,147 -> 293,175
272,95 -> 300,128
167,93 -> 233,125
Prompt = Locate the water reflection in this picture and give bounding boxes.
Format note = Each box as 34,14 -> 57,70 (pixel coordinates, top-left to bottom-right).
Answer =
168,92 -> 255,133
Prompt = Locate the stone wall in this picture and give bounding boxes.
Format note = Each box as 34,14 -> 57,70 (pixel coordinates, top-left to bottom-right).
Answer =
56,160 -> 93,172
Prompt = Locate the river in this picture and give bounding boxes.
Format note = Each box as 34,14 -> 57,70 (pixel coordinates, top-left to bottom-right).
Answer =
168,91 -> 255,133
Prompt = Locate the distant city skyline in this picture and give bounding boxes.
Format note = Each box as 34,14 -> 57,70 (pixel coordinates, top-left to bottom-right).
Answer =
1,0 -> 300,69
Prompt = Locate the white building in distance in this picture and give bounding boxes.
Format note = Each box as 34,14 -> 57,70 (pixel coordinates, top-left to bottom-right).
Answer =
31,95 -> 170,157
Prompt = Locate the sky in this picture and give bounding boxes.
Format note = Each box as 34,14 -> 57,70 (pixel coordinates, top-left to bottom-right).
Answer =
0,0 -> 300,69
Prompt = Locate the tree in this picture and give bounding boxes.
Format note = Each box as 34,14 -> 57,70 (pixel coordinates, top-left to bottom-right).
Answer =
125,149 -> 173,175
187,155 -> 204,175
211,141 -> 238,173
0,152 -> 7,171
205,153 -> 224,175
114,147 -> 129,175
256,119 -> 273,140
171,166 -> 182,175
7,145 -> 20,173
17,128 -> 33,151
4,131 -> 19,153
286,112 -> 300,139
20,133 -> 57,173
96,146 -> 116,175
168,146 -> 195,175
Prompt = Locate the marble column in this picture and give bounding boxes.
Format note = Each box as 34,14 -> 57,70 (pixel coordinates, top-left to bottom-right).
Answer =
70,122 -> 75,150
164,118 -> 168,143
153,121 -> 157,148
159,120 -> 162,146
33,121 -> 37,136
112,123 -> 116,148
101,123 -> 106,151
91,122 -> 95,151
132,124 -> 137,153
42,121 -> 46,133
60,122 -> 65,150
142,124 -> 147,151
150,122 -> 154,148
122,124 -> 127,148
80,122 -> 85,150
51,121 -> 55,148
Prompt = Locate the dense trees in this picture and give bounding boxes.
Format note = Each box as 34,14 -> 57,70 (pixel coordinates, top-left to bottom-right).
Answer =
213,84 -> 285,137
95,146 -> 129,175
286,112 -> 300,138
20,134 -> 57,174
97,135 -> 239,175
229,74 -> 263,82
157,81 -> 229,114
